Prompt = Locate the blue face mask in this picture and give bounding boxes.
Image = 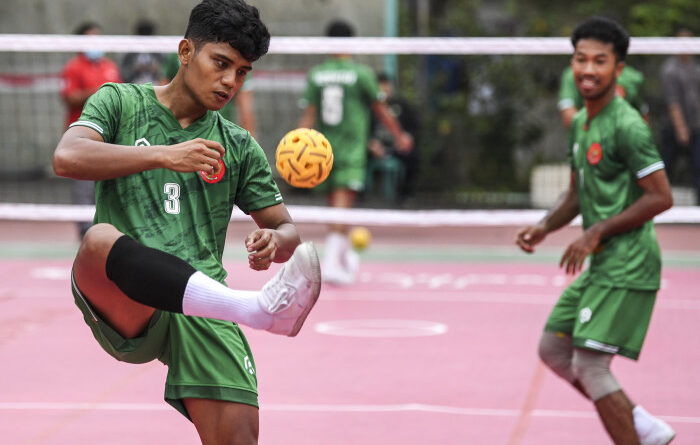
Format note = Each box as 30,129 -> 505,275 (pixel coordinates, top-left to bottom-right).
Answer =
84,50 -> 104,61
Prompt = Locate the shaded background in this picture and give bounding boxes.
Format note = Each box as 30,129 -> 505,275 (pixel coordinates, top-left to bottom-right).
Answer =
0,0 -> 698,208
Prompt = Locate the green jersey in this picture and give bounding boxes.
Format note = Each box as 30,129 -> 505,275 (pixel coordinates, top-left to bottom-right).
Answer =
71,82 -> 282,283
559,65 -> 646,114
301,58 -> 383,167
568,96 -> 665,290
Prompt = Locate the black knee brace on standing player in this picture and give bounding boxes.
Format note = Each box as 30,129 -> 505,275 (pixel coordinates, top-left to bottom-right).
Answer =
105,235 -> 196,313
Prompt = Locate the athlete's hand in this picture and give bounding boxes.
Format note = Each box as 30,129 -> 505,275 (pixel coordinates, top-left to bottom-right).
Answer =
559,228 -> 601,275
161,138 -> 225,173
245,229 -> 280,271
515,223 -> 547,253
395,132 -> 414,153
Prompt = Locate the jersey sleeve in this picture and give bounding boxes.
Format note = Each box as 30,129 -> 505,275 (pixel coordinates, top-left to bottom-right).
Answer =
359,67 -> 383,104
558,67 -> 581,111
617,116 -> 664,179
234,136 -> 283,213
300,70 -> 320,108
69,83 -> 122,143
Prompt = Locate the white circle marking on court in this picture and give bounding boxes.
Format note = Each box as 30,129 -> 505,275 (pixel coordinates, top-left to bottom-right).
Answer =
314,319 -> 448,338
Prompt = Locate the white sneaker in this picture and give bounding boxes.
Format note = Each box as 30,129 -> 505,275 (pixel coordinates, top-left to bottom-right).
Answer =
634,406 -> 676,445
258,242 -> 321,336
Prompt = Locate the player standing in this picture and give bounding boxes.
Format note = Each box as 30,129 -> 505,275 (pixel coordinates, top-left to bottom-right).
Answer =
52,1 -> 320,443
516,17 -> 675,445
299,19 -> 413,284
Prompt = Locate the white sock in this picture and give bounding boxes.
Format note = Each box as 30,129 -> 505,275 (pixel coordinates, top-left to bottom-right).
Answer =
182,271 -> 272,329
323,232 -> 346,268
633,405 -> 654,436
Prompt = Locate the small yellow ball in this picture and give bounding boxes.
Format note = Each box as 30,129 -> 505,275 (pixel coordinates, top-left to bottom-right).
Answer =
349,226 -> 371,251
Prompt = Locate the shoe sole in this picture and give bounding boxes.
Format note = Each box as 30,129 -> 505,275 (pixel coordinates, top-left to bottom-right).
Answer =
288,242 -> 322,337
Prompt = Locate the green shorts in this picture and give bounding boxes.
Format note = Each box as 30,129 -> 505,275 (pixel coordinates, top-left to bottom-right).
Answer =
72,274 -> 258,420
317,161 -> 366,192
544,270 -> 658,360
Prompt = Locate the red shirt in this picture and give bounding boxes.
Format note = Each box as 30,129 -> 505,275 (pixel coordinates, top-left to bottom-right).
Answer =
60,54 -> 122,128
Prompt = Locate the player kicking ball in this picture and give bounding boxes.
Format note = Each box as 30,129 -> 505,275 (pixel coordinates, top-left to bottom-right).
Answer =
52,1 -> 319,443
516,17 -> 675,445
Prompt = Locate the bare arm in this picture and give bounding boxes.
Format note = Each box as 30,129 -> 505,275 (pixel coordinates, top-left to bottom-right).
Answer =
370,101 -> 413,152
559,169 -> 673,274
560,107 -> 578,129
234,90 -> 257,139
668,103 -> 690,146
515,171 -> 580,253
62,89 -> 96,109
53,126 -> 225,181
298,105 -> 317,129
247,204 -> 301,270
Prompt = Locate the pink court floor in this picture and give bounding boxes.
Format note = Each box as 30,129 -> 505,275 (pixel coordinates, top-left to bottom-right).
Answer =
1,221 -> 699,444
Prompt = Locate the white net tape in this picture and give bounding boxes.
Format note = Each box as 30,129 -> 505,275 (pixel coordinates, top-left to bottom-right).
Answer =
1,203 -> 698,226
1,35 -> 699,55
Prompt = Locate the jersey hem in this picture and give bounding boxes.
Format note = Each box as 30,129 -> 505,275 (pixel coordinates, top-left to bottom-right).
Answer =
636,161 -> 665,179
69,120 -> 104,134
240,197 -> 284,214
572,337 -> 640,360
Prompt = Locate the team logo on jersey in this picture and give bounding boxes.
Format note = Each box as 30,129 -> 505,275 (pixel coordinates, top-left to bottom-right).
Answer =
587,142 -> 602,165
244,356 -> 255,375
135,138 -> 151,147
199,158 -> 226,183
579,307 -> 592,323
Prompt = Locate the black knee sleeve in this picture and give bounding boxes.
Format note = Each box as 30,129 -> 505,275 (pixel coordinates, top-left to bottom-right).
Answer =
105,235 -> 196,313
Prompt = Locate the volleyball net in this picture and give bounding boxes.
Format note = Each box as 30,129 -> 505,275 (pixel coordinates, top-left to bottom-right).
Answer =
1,34 -> 699,227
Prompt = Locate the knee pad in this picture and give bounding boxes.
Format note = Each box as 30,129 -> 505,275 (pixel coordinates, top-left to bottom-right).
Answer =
571,348 -> 621,401
538,331 -> 575,383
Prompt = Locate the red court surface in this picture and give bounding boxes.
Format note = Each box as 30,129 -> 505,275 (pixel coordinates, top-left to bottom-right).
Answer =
1,221 -> 699,444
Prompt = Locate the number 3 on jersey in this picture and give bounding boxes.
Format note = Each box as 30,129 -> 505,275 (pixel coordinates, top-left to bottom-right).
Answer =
164,182 -> 180,214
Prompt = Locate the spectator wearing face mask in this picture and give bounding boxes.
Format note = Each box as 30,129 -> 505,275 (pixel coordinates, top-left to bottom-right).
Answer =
60,21 -> 121,239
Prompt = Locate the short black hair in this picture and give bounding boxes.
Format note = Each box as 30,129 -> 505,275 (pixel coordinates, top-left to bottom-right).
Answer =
185,0 -> 270,62
571,16 -> 629,61
135,19 -> 156,36
377,72 -> 392,83
74,21 -> 100,35
326,20 -> 355,37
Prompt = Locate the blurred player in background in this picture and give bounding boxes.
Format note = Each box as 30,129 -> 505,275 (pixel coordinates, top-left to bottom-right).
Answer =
60,21 -> 121,238
53,1 -> 320,443
120,18 -> 164,85
558,59 -> 647,128
516,17 -> 675,445
161,50 -> 258,137
367,72 -> 421,205
660,27 -> 700,204
298,19 -> 413,285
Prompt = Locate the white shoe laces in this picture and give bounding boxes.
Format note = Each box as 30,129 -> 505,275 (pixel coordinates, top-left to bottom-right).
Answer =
261,264 -> 297,313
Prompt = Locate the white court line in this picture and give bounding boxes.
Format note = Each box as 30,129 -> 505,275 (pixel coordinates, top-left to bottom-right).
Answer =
0,402 -> 698,424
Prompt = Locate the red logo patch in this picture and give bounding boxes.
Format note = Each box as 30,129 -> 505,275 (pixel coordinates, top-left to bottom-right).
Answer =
199,159 -> 226,183
615,84 -> 627,98
587,142 -> 602,165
